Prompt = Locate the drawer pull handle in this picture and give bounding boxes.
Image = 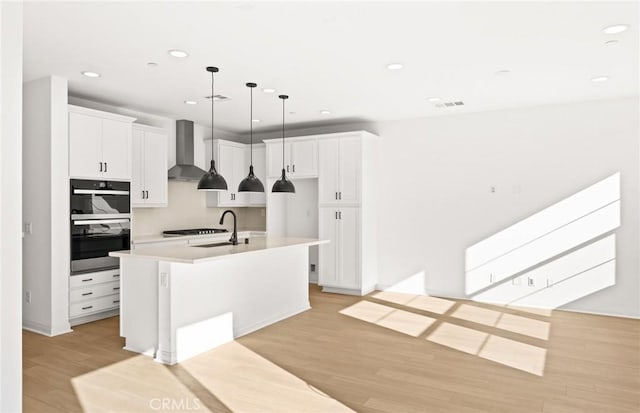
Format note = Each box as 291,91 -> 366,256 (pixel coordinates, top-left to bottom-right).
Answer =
81,278 -> 93,282
113,287 -> 120,291
113,300 -> 120,304
81,292 -> 93,296
113,274 -> 119,278
82,305 -> 93,310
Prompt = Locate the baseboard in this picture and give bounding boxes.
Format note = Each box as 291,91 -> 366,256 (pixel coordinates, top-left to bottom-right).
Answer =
322,285 -> 374,296
22,320 -> 73,337
234,304 -> 311,338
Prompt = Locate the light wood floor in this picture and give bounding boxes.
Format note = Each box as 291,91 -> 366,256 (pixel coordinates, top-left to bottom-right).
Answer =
24,286 -> 640,413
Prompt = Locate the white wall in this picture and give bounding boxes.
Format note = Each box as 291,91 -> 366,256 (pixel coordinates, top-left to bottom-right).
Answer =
375,98 -> 639,318
22,76 -> 72,336
0,2 -> 23,411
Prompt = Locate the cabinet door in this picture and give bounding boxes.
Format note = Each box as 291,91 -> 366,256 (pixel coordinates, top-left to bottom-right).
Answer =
267,142 -> 286,179
231,145 -> 247,205
318,208 -> 339,286
290,140 -> 317,177
217,143 -> 236,206
143,131 -> 168,205
131,129 -> 145,205
338,208 -> 360,288
101,119 -> 132,180
318,138 -> 340,205
248,145 -> 266,206
69,112 -> 102,178
338,137 -> 361,205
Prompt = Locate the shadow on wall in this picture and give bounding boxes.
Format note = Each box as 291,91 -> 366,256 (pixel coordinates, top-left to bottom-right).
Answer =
465,173 -> 621,310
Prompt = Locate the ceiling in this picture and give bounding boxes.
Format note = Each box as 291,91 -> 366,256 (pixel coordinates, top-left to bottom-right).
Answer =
24,1 -> 639,134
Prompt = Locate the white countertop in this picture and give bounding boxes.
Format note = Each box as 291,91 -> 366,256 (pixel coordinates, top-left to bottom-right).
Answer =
132,230 -> 267,244
111,237 -> 327,264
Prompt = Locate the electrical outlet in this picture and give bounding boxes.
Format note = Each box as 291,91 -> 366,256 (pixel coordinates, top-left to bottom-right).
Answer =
527,277 -> 535,287
310,264 -> 316,272
160,273 -> 168,288
24,222 -> 33,235
25,291 -> 31,304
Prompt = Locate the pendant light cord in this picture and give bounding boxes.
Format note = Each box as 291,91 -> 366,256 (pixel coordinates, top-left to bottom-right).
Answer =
250,85 -> 253,166
282,98 -> 285,169
211,72 -> 216,161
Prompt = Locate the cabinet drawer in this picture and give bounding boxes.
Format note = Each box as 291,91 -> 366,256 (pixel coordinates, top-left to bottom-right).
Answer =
69,294 -> 120,318
70,281 -> 120,303
70,269 -> 120,288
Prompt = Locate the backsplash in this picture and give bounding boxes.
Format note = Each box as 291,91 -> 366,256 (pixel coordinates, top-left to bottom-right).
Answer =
131,181 -> 266,237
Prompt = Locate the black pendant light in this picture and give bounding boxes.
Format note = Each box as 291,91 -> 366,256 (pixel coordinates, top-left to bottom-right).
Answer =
271,95 -> 295,193
198,66 -> 228,191
238,82 -> 265,193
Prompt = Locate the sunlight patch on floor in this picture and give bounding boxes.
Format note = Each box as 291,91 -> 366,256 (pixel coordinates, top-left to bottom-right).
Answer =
72,355 -> 210,412
427,322 -> 489,355
372,291 -> 456,314
340,301 -> 436,337
180,341 -> 355,413
451,304 -> 550,340
478,335 -> 547,376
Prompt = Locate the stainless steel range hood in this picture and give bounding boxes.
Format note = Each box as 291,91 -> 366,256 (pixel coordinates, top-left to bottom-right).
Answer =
168,120 -> 207,181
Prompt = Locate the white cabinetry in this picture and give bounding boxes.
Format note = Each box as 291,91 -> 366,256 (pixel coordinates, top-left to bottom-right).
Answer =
319,137 -> 361,205
317,131 -> 378,295
206,140 -> 247,207
266,138 -> 317,179
248,144 -> 267,206
68,105 -> 136,180
69,269 -> 121,325
202,139 -> 266,208
132,124 -> 168,207
319,207 -> 360,289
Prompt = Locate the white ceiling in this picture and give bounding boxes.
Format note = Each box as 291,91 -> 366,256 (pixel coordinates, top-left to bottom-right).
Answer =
24,1 -> 638,134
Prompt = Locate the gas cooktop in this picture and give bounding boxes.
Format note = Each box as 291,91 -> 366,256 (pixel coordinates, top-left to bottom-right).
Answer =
162,228 -> 228,237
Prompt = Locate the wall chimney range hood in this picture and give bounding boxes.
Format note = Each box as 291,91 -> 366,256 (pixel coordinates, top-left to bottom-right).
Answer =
168,120 -> 208,181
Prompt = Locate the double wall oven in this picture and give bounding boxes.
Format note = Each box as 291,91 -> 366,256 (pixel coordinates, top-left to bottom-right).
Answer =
70,179 -> 131,275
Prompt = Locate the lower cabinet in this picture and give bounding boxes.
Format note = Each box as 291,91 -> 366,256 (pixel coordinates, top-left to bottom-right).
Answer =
69,268 -> 121,325
319,207 -> 374,295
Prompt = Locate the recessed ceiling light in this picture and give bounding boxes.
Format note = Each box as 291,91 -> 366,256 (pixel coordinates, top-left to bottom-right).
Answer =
320,110 -> 331,115
252,119 -> 261,123
81,71 -> 101,78
146,62 -> 158,67
387,63 -> 404,70
262,88 -> 276,93
184,100 -> 197,105
605,39 -> 620,45
602,24 -> 628,34
591,76 -> 610,83
495,70 -> 511,76
168,49 -> 189,58
427,97 -> 441,102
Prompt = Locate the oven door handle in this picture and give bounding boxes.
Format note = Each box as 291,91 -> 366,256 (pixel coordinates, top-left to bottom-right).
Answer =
73,189 -> 130,195
73,219 -> 130,226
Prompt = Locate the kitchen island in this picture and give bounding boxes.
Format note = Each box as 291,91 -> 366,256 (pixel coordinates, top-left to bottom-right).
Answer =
110,237 -> 326,365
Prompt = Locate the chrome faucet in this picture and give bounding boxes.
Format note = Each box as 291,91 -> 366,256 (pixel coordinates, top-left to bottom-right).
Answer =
219,210 -> 238,245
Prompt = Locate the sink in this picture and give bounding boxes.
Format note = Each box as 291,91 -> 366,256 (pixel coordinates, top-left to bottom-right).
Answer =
191,242 -> 235,248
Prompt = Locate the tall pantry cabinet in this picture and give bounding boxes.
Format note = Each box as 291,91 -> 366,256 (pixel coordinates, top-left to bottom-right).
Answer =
318,131 -> 378,295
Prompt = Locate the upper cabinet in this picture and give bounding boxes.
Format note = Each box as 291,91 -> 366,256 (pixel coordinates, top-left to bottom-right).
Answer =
132,124 -> 168,207
248,144 -> 267,206
318,135 -> 363,206
206,140 -> 247,207
68,105 -> 136,181
266,138 -> 317,179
